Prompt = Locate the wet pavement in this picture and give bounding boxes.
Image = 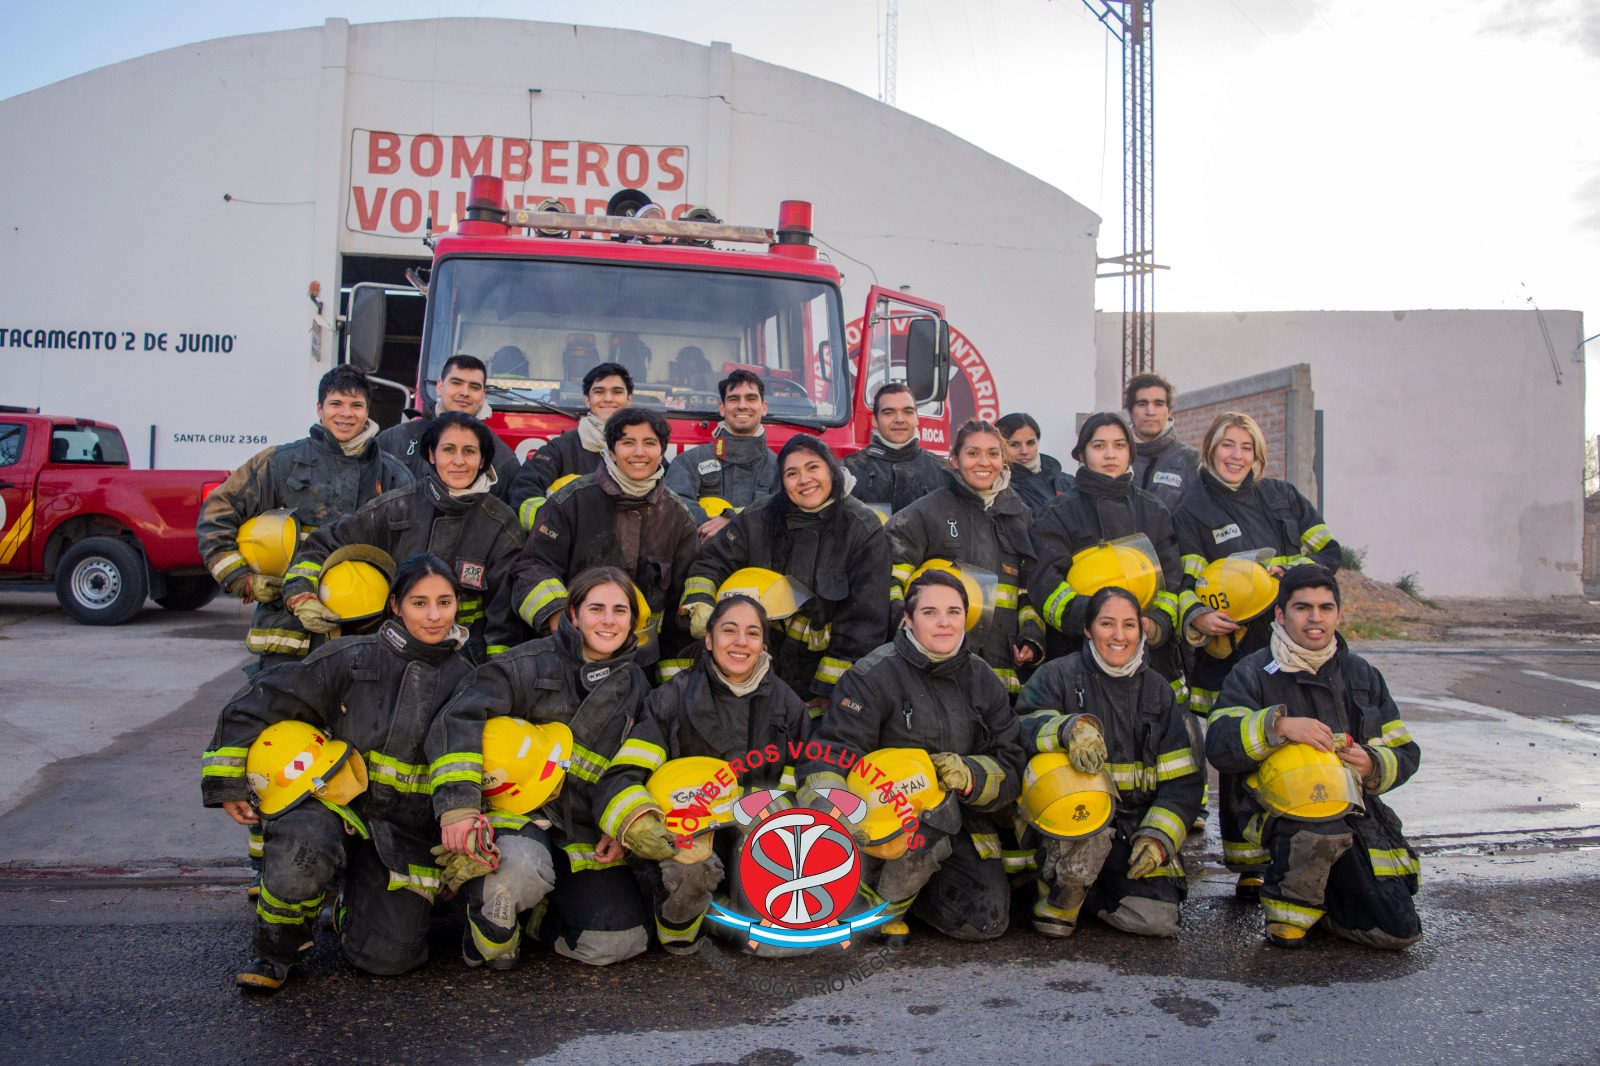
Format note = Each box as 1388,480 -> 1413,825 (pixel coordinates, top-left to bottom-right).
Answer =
2,593 -> 1598,1063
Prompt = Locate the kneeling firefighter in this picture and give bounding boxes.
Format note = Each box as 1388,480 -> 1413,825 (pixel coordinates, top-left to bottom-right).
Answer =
200,553 -> 475,990
1206,565 -> 1421,950
595,594 -> 813,954
800,569 -> 1024,942
1015,586 -> 1203,938
428,566 -> 654,968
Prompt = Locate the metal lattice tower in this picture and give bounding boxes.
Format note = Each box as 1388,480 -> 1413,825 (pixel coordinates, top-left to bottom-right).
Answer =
1084,0 -> 1159,385
883,0 -> 900,105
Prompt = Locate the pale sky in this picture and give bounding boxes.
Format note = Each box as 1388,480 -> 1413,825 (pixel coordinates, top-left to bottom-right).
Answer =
4,0 -> 1596,433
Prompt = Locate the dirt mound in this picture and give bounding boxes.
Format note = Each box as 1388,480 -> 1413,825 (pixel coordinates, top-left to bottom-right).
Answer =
1339,570 -> 1436,624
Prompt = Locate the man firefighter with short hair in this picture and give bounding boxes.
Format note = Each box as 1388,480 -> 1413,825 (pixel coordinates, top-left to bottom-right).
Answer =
506,360 -> 635,530
843,382 -> 946,516
1206,565 -> 1422,950
197,364 -> 413,675
377,354 -> 520,501
663,368 -> 778,543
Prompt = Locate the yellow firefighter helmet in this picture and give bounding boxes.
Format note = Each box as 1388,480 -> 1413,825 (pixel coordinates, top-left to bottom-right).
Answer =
698,496 -> 740,518
718,567 -> 812,621
908,559 -> 993,633
845,748 -> 948,859
649,757 -> 742,840
1017,752 -> 1117,839
548,473 -> 580,495
245,720 -> 369,818
631,586 -> 653,637
1246,741 -> 1364,822
481,718 -> 573,814
237,509 -> 299,578
864,502 -> 893,526
1194,555 -> 1279,623
1065,534 -> 1161,610
317,545 -> 396,623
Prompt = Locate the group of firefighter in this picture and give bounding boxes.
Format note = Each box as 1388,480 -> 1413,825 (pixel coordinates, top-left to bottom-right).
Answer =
197,354 -> 1422,992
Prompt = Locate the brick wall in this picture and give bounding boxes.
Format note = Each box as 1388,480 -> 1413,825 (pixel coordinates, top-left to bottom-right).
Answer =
1173,388 -> 1290,480
1169,364 -> 1316,501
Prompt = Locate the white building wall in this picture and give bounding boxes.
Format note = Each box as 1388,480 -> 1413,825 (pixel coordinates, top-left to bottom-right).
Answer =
1094,310 -> 1587,598
1,18 -> 1099,469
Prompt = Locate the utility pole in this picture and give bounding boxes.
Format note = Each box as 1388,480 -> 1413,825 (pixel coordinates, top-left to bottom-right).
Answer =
1083,0 -> 1162,385
883,0 -> 899,106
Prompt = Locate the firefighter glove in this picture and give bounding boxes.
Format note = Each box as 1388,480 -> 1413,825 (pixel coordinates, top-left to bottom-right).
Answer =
288,592 -> 342,634
684,602 -> 714,639
930,752 -> 973,796
248,574 -> 284,604
1127,835 -> 1165,880
1064,719 -> 1108,775
623,810 -> 678,862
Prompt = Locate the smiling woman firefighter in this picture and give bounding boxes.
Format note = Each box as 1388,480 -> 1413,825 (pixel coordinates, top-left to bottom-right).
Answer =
1014,586 -> 1203,939
678,434 -> 890,707
595,593 -> 815,955
1172,411 -> 1342,899
425,566 -> 654,969
884,418 -> 1044,698
799,568 -> 1024,944
200,553 -> 475,991
280,411 -> 525,662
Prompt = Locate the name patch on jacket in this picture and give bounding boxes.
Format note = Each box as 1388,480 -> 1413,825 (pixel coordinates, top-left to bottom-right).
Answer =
1152,471 -> 1183,488
583,664 -> 613,687
458,560 -> 486,590
1212,523 -> 1242,545
537,523 -> 558,541
698,459 -> 722,475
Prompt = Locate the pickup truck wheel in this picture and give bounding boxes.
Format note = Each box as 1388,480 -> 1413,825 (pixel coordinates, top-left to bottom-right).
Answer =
56,536 -> 150,625
155,575 -> 220,611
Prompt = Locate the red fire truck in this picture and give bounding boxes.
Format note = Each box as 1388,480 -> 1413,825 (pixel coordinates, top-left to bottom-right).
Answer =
345,177 -> 951,462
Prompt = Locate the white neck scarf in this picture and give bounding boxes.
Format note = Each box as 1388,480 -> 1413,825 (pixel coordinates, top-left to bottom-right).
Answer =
577,412 -> 608,453
602,449 -> 664,498
448,465 -> 497,498
1270,620 -> 1337,673
711,649 -> 773,697
1089,639 -> 1145,678
871,429 -> 916,452
339,419 -> 380,457
717,421 -> 765,440
1023,455 -> 1042,474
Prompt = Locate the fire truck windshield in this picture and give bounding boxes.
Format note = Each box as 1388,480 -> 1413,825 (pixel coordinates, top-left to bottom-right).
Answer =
422,257 -> 850,425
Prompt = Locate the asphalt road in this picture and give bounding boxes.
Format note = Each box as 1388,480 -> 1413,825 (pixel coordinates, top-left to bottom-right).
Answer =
2,591 -> 1598,1063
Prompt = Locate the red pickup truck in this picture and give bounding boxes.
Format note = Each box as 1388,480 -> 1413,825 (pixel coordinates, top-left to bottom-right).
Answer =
0,411 -> 230,625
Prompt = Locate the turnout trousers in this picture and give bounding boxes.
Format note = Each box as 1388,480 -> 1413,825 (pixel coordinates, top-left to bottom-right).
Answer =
475,823 -> 648,966
857,826 -> 1011,941
1032,826 -> 1186,938
254,804 -> 433,976
1261,816 -> 1421,949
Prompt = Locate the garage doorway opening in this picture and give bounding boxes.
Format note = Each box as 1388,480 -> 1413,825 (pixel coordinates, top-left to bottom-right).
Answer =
339,254 -> 431,429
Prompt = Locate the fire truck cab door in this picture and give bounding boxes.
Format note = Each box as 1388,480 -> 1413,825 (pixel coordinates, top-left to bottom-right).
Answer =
858,286 -> 951,445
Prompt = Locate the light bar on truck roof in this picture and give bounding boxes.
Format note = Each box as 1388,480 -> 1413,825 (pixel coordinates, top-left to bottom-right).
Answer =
503,207 -> 777,246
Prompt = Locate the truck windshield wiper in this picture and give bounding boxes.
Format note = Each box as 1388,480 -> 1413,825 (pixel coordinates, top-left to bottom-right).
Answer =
484,384 -> 582,421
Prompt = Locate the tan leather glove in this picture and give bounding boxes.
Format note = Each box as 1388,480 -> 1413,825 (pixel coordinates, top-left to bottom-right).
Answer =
430,845 -> 499,893
248,574 -> 283,604
930,752 -> 973,795
288,592 -> 342,634
1127,835 -> 1165,880
622,811 -> 678,861
1063,718 -> 1108,774
683,602 -> 713,639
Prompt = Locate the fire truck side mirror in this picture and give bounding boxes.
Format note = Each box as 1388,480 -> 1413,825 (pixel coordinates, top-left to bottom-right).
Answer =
346,285 -> 388,372
905,317 -> 948,405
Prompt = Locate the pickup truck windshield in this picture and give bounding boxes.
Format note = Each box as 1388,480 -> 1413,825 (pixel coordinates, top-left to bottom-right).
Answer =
422,258 -> 849,425
50,425 -> 128,466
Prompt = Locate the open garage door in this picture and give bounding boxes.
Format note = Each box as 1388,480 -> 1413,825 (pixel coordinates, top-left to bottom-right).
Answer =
339,255 -> 432,428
